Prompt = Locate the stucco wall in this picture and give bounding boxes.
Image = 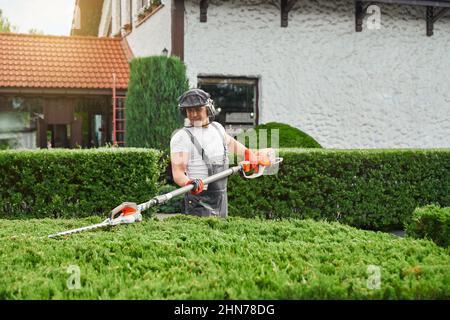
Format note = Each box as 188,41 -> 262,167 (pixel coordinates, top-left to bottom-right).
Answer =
125,0 -> 172,57
184,0 -> 450,148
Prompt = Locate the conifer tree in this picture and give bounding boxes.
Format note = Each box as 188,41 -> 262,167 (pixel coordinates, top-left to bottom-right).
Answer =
126,56 -> 189,150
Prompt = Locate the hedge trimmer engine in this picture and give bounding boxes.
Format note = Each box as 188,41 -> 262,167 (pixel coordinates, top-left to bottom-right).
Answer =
48,149 -> 282,238
48,202 -> 143,238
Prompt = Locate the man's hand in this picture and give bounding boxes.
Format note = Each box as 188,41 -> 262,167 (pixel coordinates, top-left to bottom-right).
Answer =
185,179 -> 204,195
245,149 -> 259,170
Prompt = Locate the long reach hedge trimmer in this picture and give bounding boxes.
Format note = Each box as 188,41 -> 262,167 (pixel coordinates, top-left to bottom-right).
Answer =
48,149 -> 283,239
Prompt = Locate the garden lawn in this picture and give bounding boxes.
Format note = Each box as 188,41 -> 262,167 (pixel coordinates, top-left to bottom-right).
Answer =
0,216 -> 449,299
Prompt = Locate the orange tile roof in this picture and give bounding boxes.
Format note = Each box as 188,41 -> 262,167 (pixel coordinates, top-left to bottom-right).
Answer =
0,33 -> 131,90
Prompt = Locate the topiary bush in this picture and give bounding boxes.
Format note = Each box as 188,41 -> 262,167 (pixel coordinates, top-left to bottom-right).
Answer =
0,148 -> 163,218
125,56 -> 189,151
405,205 -> 450,247
236,122 -> 322,149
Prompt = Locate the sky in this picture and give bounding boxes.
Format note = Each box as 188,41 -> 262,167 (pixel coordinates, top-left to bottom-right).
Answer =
0,0 -> 76,35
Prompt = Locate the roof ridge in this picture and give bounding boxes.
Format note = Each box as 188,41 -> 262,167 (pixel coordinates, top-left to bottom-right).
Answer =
0,32 -> 123,41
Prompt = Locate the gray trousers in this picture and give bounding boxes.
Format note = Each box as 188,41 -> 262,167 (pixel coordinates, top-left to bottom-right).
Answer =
184,163 -> 228,218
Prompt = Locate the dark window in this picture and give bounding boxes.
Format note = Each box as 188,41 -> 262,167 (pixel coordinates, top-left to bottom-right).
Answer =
198,77 -> 258,136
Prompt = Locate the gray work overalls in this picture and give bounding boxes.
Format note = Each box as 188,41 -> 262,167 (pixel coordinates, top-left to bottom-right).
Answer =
183,123 -> 229,218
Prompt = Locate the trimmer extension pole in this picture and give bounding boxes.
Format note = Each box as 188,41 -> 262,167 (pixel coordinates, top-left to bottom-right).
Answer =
138,165 -> 242,212
48,166 -> 243,238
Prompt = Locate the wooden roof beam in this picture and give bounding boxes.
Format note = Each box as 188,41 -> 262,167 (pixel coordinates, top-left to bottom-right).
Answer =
281,0 -> 297,27
200,0 -> 208,22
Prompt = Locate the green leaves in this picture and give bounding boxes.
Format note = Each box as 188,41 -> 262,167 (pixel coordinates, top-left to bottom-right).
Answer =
0,148 -> 163,218
0,216 -> 448,299
405,205 -> 450,247
126,56 -> 189,151
228,149 -> 450,230
235,122 -> 322,149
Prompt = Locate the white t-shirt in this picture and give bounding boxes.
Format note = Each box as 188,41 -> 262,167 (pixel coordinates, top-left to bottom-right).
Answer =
170,122 -> 228,188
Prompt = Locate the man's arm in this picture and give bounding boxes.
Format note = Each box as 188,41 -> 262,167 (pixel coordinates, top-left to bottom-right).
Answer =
171,151 -> 190,187
225,134 -> 247,158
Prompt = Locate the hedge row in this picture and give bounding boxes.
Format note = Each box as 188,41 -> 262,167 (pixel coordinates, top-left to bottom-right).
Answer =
1,148 -> 449,231
227,149 -> 450,230
406,205 -> 450,247
0,148 -> 163,218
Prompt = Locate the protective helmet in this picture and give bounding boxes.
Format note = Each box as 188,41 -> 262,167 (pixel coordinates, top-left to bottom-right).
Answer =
178,88 -> 216,119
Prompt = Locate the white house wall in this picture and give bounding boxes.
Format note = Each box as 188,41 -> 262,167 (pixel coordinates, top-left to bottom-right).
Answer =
184,0 -> 450,149
111,0 -> 121,36
98,0 -> 112,37
125,1 -> 172,57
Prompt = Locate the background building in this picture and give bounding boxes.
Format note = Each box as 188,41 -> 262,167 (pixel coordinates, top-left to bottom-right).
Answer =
95,0 -> 450,148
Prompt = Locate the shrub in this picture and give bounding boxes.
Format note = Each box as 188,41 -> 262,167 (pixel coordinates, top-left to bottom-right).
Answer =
0,148 -> 163,218
405,205 -> 450,247
125,56 -> 189,151
235,122 -> 322,149
156,184 -> 183,213
228,148 -> 450,230
0,216 -> 448,299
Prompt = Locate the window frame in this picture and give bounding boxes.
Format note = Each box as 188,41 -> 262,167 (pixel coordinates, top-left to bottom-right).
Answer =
197,76 -> 260,129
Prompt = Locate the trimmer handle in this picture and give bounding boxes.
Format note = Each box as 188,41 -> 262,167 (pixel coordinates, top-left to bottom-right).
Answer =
241,148 -> 283,179
241,157 -> 283,179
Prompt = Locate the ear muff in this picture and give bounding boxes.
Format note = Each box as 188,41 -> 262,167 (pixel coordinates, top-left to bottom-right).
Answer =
205,98 -> 216,118
179,104 -> 187,116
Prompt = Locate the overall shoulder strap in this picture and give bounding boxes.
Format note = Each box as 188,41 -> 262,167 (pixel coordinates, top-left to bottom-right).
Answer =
183,128 -> 213,175
210,122 -> 227,155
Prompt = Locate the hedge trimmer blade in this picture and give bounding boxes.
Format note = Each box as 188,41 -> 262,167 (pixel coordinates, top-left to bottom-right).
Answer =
48,219 -> 111,238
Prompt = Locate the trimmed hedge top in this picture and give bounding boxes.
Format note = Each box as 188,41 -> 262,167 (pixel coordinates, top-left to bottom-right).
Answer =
0,216 -> 449,299
0,148 -> 163,218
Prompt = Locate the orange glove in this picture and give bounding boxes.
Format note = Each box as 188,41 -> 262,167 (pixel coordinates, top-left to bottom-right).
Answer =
185,179 -> 204,195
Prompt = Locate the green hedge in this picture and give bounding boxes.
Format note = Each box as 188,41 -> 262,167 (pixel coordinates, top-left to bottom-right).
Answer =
406,205 -> 450,247
228,148 -> 450,230
0,148 -> 163,218
1,216 -> 449,299
3,148 -> 448,232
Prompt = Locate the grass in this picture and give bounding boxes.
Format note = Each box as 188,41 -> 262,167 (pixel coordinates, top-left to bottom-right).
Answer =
0,215 -> 449,299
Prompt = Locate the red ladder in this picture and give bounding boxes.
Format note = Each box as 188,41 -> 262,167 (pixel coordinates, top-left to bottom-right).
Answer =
112,73 -> 126,146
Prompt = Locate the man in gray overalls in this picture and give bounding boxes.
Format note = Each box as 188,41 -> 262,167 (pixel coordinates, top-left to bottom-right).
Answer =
170,88 -> 258,218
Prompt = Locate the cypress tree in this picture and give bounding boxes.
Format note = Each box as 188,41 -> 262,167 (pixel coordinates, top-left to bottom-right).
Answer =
125,56 -> 189,150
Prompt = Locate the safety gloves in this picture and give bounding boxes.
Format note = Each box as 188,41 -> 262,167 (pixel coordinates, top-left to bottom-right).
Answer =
240,148 -> 259,174
240,148 -> 275,175
185,178 -> 204,195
